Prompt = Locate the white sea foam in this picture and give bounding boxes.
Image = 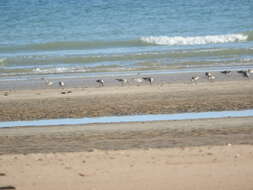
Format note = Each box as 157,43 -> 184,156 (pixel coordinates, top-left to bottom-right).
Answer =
141,33 -> 248,45
32,67 -> 87,74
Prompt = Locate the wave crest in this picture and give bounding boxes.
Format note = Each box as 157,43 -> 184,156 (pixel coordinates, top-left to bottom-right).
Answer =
140,33 -> 248,45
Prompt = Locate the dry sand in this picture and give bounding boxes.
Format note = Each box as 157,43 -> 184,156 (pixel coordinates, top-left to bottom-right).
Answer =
0,145 -> 253,190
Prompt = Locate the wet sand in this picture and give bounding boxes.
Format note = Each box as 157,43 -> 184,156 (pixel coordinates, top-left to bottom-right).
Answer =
1,117 -> 253,190
1,117 -> 253,154
1,78 -> 253,121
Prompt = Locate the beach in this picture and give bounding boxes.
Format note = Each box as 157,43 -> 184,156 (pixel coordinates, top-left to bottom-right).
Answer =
1,71 -> 253,121
1,117 -> 253,190
1,145 -> 253,190
1,72 -> 253,189
1,0 -> 253,189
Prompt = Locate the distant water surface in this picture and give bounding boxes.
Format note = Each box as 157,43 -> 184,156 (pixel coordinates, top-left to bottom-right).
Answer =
0,0 -> 253,77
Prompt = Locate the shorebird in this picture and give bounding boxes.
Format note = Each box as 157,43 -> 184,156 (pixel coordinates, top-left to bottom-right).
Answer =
244,71 -> 250,78
142,77 -> 154,85
96,79 -> 104,87
133,78 -> 143,86
221,70 -> 232,75
191,76 -> 200,83
205,72 -> 212,77
116,78 -> 128,86
47,81 -> 54,86
208,75 -> 215,81
248,69 -> 253,74
238,70 -> 250,78
59,81 -> 65,87
45,80 -> 53,86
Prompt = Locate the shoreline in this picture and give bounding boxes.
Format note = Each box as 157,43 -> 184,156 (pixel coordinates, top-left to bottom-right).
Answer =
0,69 -> 252,90
1,78 -> 253,121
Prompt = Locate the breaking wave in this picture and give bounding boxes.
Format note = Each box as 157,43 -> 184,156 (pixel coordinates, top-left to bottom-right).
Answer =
1,32 -> 252,53
140,33 -> 249,45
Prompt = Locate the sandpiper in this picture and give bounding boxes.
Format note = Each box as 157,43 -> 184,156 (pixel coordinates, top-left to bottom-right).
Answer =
238,70 -> 250,78
133,78 -> 143,86
208,75 -> 215,81
48,81 -> 54,86
244,71 -> 250,78
116,78 -> 128,86
221,70 -> 232,75
205,72 -> 212,77
46,80 -> 53,86
142,77 -> 154,85
191,76 -> 200,83
96,79 -> 104,87
248,69 -> 253,74
59,81 -> 64,87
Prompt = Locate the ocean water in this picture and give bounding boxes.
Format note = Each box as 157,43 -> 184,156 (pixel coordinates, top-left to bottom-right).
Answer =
0,0 -> 253,77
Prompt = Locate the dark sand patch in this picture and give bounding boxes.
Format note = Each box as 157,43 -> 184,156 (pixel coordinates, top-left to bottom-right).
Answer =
0,117 -> 253,154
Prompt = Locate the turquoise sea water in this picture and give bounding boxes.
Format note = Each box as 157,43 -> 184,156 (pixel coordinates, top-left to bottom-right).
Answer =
0,0 -> 253,76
